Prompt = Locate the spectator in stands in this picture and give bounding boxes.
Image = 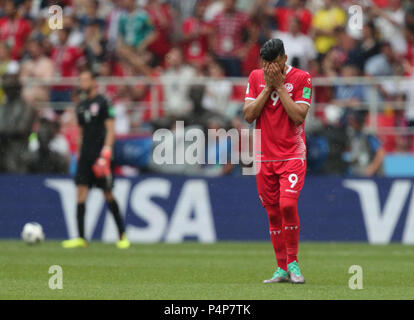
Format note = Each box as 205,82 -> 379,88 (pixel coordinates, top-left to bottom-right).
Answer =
272,16 -> 317,70
49,13 -> 84,47
321,40 -> 347,77
0,42 -> 19,105
78,0 -> 106,31
333,27 -> 364,70
201,60 -> 232,118
333,64 -> 366,111
182,0 -> 210,67
112,85 -> 132,135
248,0 -> 277,36
365,42 -> 400,103
20,38 -> 55,105
365,42 -> 395,77
241,18 -> 262,76
146,0 -> 175,64
83,20 -> 107,74
359,21 -> 382,70
398,64 -> 414,150
403,22 -> 414,70
127,51 -> 165,122
19,0 -> 37,21
0,73 -> 36,173
0,0 -> 32,60
405,3 -> 414,27
273,0 -> 313,35
370,0 -> 406,56
161,47 -> 196,117
50,28 -> 85,104
105,0 -> 125,54
346,111 -> 385,177
117,0 -> 156,57
209,0 -> 250,77
170,0 -> 199,20
308,58 -> 333,106
312,0 -> 347,56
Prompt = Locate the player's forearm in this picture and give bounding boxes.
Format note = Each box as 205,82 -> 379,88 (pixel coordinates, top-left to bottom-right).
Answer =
104,130 -> 115,150
103,119 -> 115,150
276,87 -> 307,126
243,87 -> 273,124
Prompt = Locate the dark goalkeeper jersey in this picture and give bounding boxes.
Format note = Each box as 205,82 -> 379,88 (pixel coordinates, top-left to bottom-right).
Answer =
76,94 -> 115,161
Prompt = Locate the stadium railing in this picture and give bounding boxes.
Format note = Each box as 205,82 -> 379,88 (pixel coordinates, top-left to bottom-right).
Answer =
16,75 -> 414,137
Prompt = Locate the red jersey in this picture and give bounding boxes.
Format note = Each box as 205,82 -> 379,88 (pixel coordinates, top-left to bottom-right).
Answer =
242,42 -> 261,76
245,66 -> 312,161
147,3 -> 173,60
51,45 -> 84,78
51,45 -> 84,90
274,7 -> 312,35
0,17 -> 31,60
182,17 -> 209,64
211,11 -> 250,57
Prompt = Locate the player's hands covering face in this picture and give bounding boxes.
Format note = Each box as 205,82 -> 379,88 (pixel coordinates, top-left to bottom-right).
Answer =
263,61 -> 275,89
264,61 -> 286,90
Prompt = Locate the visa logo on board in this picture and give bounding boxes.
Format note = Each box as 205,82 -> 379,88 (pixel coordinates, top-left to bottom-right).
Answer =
45,178 -> 216,243
344,180 -> 414,244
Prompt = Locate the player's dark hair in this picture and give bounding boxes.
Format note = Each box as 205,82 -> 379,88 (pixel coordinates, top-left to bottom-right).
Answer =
260,39 -> 285,62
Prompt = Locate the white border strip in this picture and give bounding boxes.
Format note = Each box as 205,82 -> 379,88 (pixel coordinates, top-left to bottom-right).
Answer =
295,100 -> 311,107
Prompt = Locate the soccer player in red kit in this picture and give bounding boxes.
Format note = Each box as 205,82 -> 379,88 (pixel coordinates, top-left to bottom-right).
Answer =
243,39 -> 312,284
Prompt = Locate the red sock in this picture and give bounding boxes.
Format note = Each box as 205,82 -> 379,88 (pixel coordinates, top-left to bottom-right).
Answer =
265,204 -> 287,271
280,197 -> 300,264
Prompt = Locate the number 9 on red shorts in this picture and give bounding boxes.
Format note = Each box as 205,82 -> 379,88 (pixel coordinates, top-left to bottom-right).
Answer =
256,159 -> 307,207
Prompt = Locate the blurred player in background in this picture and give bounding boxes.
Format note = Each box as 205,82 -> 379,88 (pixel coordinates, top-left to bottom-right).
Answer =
244,39 -> 312,284
62,70 -> 130,249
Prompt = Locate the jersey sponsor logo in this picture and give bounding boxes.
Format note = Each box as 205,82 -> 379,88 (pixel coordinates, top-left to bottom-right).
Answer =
302,87 -> 311,99
285,83 -> 293,92
307,78 -> 311,85
90,102 -> 100,116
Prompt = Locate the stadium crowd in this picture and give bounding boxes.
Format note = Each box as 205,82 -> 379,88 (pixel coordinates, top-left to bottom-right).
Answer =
0,0 -> 414,176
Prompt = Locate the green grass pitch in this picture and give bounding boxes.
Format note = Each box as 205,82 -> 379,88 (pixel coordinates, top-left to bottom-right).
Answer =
1,240 -> 414,300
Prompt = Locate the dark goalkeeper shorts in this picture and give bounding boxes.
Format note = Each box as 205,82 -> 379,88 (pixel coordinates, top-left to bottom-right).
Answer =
75,156 -> 114,191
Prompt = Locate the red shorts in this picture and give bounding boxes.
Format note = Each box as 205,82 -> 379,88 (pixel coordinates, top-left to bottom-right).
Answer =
256,159 -> 306,206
